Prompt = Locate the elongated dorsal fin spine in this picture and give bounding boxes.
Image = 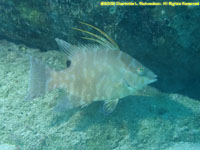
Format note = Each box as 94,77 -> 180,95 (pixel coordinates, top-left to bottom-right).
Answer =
81,37 -> 108,46
71,27 -> 111,46
72,22 -> 119,50
79,21 -> 119,49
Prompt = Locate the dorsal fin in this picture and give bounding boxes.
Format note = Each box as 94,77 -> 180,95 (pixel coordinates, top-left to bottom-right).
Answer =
72,22 -> 120,50
55,38 -> 76,58
55,38 -> 101,58
55,22 -> 120,57
79,22 -> 119,49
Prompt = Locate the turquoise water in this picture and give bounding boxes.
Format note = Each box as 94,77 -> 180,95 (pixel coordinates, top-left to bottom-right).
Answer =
0,1 -> 200,150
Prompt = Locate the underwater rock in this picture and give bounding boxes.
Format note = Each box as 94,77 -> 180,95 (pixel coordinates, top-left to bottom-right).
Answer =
0,0 -> 125,50
166,142 -> 200,150
0,1 -> 200,100
0,144 -> 17,150
0,40 -> 200,150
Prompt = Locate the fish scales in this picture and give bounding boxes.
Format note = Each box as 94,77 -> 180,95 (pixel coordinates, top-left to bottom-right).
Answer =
48,48 -> 125,103
26,22 -> 157,114
70,49 -> 113,101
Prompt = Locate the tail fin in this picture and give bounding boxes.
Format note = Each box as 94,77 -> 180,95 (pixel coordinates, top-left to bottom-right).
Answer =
25,57 -> 52,101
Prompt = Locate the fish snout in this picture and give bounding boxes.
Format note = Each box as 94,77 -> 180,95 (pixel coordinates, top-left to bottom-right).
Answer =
149,75 -> 157,84
146,70 -> 157,84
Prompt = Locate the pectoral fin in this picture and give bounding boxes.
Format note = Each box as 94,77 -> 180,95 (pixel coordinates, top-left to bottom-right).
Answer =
103,99 -> 119,115
54,96 -> 74,112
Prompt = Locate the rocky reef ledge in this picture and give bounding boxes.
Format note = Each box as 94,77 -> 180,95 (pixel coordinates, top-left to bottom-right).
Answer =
0,40 -> 200,150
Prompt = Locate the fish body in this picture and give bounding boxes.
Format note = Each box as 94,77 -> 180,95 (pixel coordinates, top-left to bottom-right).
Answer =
26,22 -> 157,114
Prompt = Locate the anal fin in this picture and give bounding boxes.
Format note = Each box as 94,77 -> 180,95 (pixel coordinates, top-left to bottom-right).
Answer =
54,96 -> 74,112
103,99 -> 119,115
54,94 -> 82,112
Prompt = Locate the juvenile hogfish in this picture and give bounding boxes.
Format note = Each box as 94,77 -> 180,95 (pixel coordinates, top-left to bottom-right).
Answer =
26,22 -> 157,114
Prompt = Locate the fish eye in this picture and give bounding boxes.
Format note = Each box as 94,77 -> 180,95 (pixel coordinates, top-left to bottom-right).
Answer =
137,67 -> 144,75
66,60 -> 71,68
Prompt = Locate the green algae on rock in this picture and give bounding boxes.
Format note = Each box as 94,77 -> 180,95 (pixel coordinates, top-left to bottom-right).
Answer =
0,40 -> 200,150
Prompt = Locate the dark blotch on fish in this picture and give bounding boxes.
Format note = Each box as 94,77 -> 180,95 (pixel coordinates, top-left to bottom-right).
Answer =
66,60 -> 71,68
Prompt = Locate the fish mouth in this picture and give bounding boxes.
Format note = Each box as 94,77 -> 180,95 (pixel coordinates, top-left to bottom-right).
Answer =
151,78 -> 157,83
148,76 -> 157,84
147,73 -> 157,84
146,68 -> 157,80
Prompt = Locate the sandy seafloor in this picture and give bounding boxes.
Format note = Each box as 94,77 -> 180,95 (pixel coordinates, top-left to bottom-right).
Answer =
0,40 -> 200,150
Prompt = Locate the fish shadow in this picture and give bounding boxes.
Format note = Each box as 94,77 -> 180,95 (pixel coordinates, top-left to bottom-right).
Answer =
49,101 -> 103,128
50,109 -> 74,127
72,94 -> 194,136
50,94 -> 195,140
